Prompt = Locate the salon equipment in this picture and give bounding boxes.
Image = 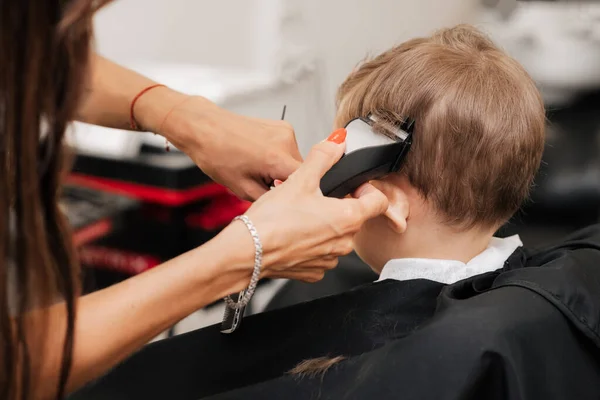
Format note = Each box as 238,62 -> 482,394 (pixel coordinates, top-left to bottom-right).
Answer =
69,224 -> 600,400
61,185 -> 140,293
70,148 -> 250,288
320,115 -> 414,198
62,185 -> 137,248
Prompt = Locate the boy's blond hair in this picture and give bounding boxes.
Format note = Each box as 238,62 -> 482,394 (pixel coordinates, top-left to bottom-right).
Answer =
336,24 -> 545,229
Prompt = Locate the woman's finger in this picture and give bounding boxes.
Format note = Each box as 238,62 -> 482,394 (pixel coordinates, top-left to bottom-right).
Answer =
289,256 -> 339,270
240,180 -> 269,201
262,256 -> 338,280
268,270 -> 327,283
269,154 -> 302,184
264,257 -> 338,277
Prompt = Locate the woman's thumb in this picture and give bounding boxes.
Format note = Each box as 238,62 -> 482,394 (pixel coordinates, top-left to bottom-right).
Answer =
294,129 -> 346,183
352,183 -> 389,221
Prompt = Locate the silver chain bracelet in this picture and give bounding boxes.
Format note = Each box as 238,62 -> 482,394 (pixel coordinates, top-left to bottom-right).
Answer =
223,215 -> 263,310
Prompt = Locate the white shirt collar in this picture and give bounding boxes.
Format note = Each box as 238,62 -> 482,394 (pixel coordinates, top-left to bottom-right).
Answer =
377,235 -> 523,285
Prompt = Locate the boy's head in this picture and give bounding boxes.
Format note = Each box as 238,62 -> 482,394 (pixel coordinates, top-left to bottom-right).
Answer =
335,25 -> 546,271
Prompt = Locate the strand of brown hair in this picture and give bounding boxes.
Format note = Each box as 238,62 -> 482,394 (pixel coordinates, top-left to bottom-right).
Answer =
288,356 -> 346,382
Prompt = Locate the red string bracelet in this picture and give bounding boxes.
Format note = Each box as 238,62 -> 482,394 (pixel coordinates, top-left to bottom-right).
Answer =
129,84 -> 166,131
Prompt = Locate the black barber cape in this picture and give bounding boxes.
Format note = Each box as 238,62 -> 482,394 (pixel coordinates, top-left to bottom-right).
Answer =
71,225 -> 600,400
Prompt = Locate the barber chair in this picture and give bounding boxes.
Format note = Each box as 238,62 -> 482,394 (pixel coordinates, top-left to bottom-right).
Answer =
68,224 -> 600,400
265,252 -> 376,312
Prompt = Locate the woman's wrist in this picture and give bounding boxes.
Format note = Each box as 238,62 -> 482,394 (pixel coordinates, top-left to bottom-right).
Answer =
133,87 -> 215,152
192,220 -> 257,299
133,86 -> 185,134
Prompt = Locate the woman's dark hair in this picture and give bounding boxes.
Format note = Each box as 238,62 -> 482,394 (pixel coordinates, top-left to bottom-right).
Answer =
0,1 -> 109,398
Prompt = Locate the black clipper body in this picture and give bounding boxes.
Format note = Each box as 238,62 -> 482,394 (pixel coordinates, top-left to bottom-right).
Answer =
320,115 -> 414,198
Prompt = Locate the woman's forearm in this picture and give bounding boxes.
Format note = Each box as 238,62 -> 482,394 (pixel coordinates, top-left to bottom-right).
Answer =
76,53 -> 189,134
32,224 -> 253,398
75,54 -> 305,201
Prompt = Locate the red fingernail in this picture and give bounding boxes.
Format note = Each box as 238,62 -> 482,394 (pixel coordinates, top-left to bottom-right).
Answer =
327,128 -> 347,144
274,179 -> 283,187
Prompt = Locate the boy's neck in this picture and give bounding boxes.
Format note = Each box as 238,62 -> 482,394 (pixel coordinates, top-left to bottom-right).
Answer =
384,221 -> 495,266
403,229 -> 491,263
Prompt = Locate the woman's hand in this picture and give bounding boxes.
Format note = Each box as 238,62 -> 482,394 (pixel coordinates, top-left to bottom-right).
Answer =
139,92 -> 303,201
217,132 -> 389,283
77,57 -> 302,201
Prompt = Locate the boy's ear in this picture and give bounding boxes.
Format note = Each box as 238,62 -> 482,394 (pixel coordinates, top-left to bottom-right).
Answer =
370,179 -> 409,233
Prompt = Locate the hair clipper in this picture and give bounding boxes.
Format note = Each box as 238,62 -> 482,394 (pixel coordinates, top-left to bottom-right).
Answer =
320,115 -> 414,198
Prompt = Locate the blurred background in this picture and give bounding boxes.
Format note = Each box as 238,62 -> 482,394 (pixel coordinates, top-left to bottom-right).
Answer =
63,0 -> 600,339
